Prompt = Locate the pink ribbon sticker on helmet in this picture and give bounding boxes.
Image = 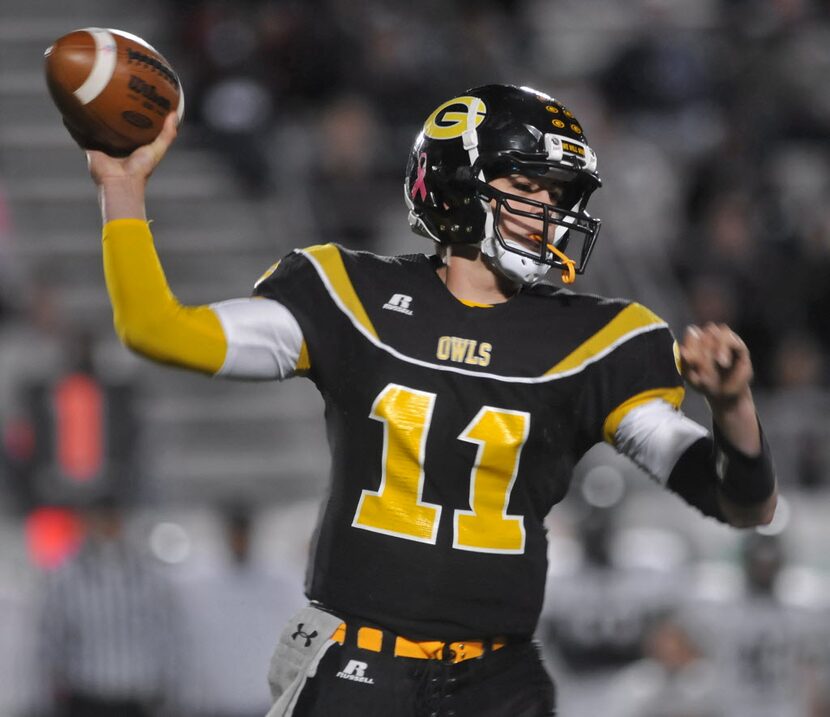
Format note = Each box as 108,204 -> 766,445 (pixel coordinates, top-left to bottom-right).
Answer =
410,152 -> 428,201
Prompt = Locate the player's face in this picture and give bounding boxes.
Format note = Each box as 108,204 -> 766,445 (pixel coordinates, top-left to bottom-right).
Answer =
488,175 -> 565,252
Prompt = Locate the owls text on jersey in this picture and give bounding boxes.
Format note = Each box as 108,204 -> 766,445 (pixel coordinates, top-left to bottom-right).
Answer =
206,243 -> 725,640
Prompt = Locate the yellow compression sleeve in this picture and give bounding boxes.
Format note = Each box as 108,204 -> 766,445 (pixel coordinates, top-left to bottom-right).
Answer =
102,219 -> 227,374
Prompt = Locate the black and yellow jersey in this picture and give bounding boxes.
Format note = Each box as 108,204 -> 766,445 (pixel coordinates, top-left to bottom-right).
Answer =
254,243 -> 684,641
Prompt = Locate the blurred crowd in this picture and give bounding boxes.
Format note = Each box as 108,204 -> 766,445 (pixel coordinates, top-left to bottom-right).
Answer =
2,0 -> 830,715
539,471 -> 830,716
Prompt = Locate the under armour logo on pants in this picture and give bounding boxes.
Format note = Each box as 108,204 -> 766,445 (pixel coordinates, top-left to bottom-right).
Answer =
292,623 -> 318,647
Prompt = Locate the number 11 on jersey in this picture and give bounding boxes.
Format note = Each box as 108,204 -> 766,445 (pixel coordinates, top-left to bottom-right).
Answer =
352,383 -> 528,554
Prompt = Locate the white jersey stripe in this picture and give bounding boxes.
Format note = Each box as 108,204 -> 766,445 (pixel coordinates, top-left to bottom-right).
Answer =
615,399 -> 708,484
211,297 -> 303,380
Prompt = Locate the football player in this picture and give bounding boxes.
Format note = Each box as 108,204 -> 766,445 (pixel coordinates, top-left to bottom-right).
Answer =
86,85 -> 776,717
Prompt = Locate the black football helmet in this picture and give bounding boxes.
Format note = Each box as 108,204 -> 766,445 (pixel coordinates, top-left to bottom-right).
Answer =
405,84 -> 602,285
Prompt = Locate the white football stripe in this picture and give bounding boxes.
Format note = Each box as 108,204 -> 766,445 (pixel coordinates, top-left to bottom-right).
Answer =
73,28 -> 118,105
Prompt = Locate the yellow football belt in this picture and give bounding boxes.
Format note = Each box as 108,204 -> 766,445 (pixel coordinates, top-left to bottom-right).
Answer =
330,623 -> 507,664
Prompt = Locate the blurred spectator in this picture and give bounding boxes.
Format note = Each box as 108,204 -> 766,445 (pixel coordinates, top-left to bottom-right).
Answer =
597,7 -> 723,159
0,517 -> 40,716
177,504 -> 305,717
541,498 -> 686,671
257,1 -> 359,105
798,209 -> 830,358
341,5 -> 446,126
721,0 -> 830,145
581,93 -> 687,324
200,74 -> 275,195
4,330 -> 139,512
540,480 -> 689,715
307,94 -> 391,250
35,499 -> 183,717
0,271 -> 65,423
772,332 -> 825,390
687,533 -> 830,717
763,332 -> 829,490
674,188 -> 781,386
1,274 -> 67,511
608,612 -> 724,717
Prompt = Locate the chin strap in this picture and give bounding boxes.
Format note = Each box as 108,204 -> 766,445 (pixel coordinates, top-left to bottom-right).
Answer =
529,235 -> 576,284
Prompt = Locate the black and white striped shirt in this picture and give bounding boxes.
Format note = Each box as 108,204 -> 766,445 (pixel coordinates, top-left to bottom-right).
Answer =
38,537 -> 182,704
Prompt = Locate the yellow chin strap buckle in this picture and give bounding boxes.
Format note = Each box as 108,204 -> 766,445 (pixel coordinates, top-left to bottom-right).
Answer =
529,235 -> 577,284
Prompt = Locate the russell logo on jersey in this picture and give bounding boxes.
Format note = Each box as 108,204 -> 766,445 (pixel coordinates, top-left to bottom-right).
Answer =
382,293 -> 414,315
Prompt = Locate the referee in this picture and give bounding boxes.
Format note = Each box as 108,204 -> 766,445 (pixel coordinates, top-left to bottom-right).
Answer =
36,498 -> 182,717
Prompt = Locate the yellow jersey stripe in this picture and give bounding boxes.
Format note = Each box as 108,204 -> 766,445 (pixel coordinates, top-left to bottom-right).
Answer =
301,244 -> 378,340
603,386 -> 686,445
296,340 -> 311,374
254,260 -> 280,289
545,303 -> 666,376
458,298 -> 493,308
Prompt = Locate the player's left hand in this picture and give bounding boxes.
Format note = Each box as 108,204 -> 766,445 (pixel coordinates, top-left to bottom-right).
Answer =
679,323 -> 754,405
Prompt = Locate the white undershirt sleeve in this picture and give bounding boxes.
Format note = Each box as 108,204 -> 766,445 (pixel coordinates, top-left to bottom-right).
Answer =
209,297 -> 304,380
614,399 -> 708,485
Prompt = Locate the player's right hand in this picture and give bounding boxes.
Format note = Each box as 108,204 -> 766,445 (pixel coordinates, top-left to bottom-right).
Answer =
87,111 -> 178,187
679,322 -> 754,406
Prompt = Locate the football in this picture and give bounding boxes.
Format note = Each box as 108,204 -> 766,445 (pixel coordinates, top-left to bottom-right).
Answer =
44,28 -> 184,157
